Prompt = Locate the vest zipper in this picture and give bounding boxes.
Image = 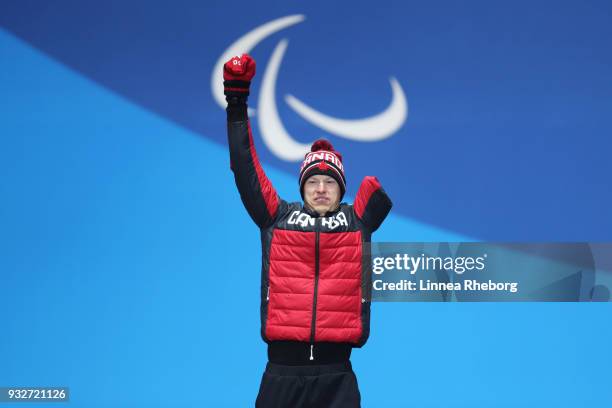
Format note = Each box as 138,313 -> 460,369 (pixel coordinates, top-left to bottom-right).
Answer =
309,219 -> 321,361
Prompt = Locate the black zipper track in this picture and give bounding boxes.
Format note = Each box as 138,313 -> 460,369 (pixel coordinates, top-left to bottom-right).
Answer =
309,222 -> 320,344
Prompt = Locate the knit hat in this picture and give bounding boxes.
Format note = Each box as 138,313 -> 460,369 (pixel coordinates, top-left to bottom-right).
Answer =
299,139 -> 346,199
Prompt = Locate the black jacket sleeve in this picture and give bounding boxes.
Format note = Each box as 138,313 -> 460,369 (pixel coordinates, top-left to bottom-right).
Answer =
226,99 -> 280,229
354,176 -> 392,232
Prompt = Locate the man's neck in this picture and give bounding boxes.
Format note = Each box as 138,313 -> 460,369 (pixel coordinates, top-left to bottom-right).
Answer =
304,203 -> 340,217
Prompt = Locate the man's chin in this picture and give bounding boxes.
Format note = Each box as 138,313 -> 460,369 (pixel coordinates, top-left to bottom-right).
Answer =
306,201 -> 339,215
312,204 -> 338,216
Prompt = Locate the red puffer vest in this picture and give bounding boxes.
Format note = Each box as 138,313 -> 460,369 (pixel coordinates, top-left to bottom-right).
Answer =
227,101 -> 392,351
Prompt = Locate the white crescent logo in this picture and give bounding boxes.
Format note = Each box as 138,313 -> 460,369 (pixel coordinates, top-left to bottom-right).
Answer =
211,14 -> 409,161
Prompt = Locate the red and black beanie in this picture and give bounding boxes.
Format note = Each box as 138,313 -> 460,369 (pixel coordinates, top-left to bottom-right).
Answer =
299,139 -> 346,199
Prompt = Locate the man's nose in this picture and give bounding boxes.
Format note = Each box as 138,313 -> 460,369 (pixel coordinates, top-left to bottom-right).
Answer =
315,181 -> 326,192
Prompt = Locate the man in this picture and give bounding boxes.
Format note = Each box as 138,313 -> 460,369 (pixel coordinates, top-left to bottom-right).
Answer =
224,54 -> 392,408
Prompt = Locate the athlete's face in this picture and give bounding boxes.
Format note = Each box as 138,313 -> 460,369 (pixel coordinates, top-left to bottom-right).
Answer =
303,175 -> 341,216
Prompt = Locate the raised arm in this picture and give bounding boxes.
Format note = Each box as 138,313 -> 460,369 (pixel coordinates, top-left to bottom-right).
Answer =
354,176 -> 392,232
224,54 -> 279,228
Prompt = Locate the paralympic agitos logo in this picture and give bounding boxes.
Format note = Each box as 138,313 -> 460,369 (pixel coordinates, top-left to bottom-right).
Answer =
211,15 -> 409,161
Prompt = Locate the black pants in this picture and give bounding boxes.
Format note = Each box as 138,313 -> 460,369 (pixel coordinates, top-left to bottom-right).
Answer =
255,361 -> 361,408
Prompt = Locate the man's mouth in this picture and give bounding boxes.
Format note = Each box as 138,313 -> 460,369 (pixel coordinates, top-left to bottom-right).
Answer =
314,197 -> 329,203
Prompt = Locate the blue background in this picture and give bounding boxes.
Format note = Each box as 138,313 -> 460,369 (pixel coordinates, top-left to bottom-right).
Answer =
1,1 -> 611,406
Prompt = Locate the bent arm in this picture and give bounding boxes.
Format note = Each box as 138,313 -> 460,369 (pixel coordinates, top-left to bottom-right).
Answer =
354,176 -> 392,232
227,99 -> 279,228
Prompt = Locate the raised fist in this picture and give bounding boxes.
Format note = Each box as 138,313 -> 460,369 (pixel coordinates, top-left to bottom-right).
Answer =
223,54 -> 256,82
223,54 -> 256,99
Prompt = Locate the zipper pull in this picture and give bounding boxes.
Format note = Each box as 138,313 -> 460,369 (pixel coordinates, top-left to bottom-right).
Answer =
310,344 -> 314,361
266,286 -> 270,301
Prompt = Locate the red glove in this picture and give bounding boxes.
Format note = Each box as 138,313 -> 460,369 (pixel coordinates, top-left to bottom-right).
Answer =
223,54 -> 256,99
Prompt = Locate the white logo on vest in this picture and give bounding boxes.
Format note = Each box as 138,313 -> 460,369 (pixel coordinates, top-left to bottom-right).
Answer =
287,210 -> 348,230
